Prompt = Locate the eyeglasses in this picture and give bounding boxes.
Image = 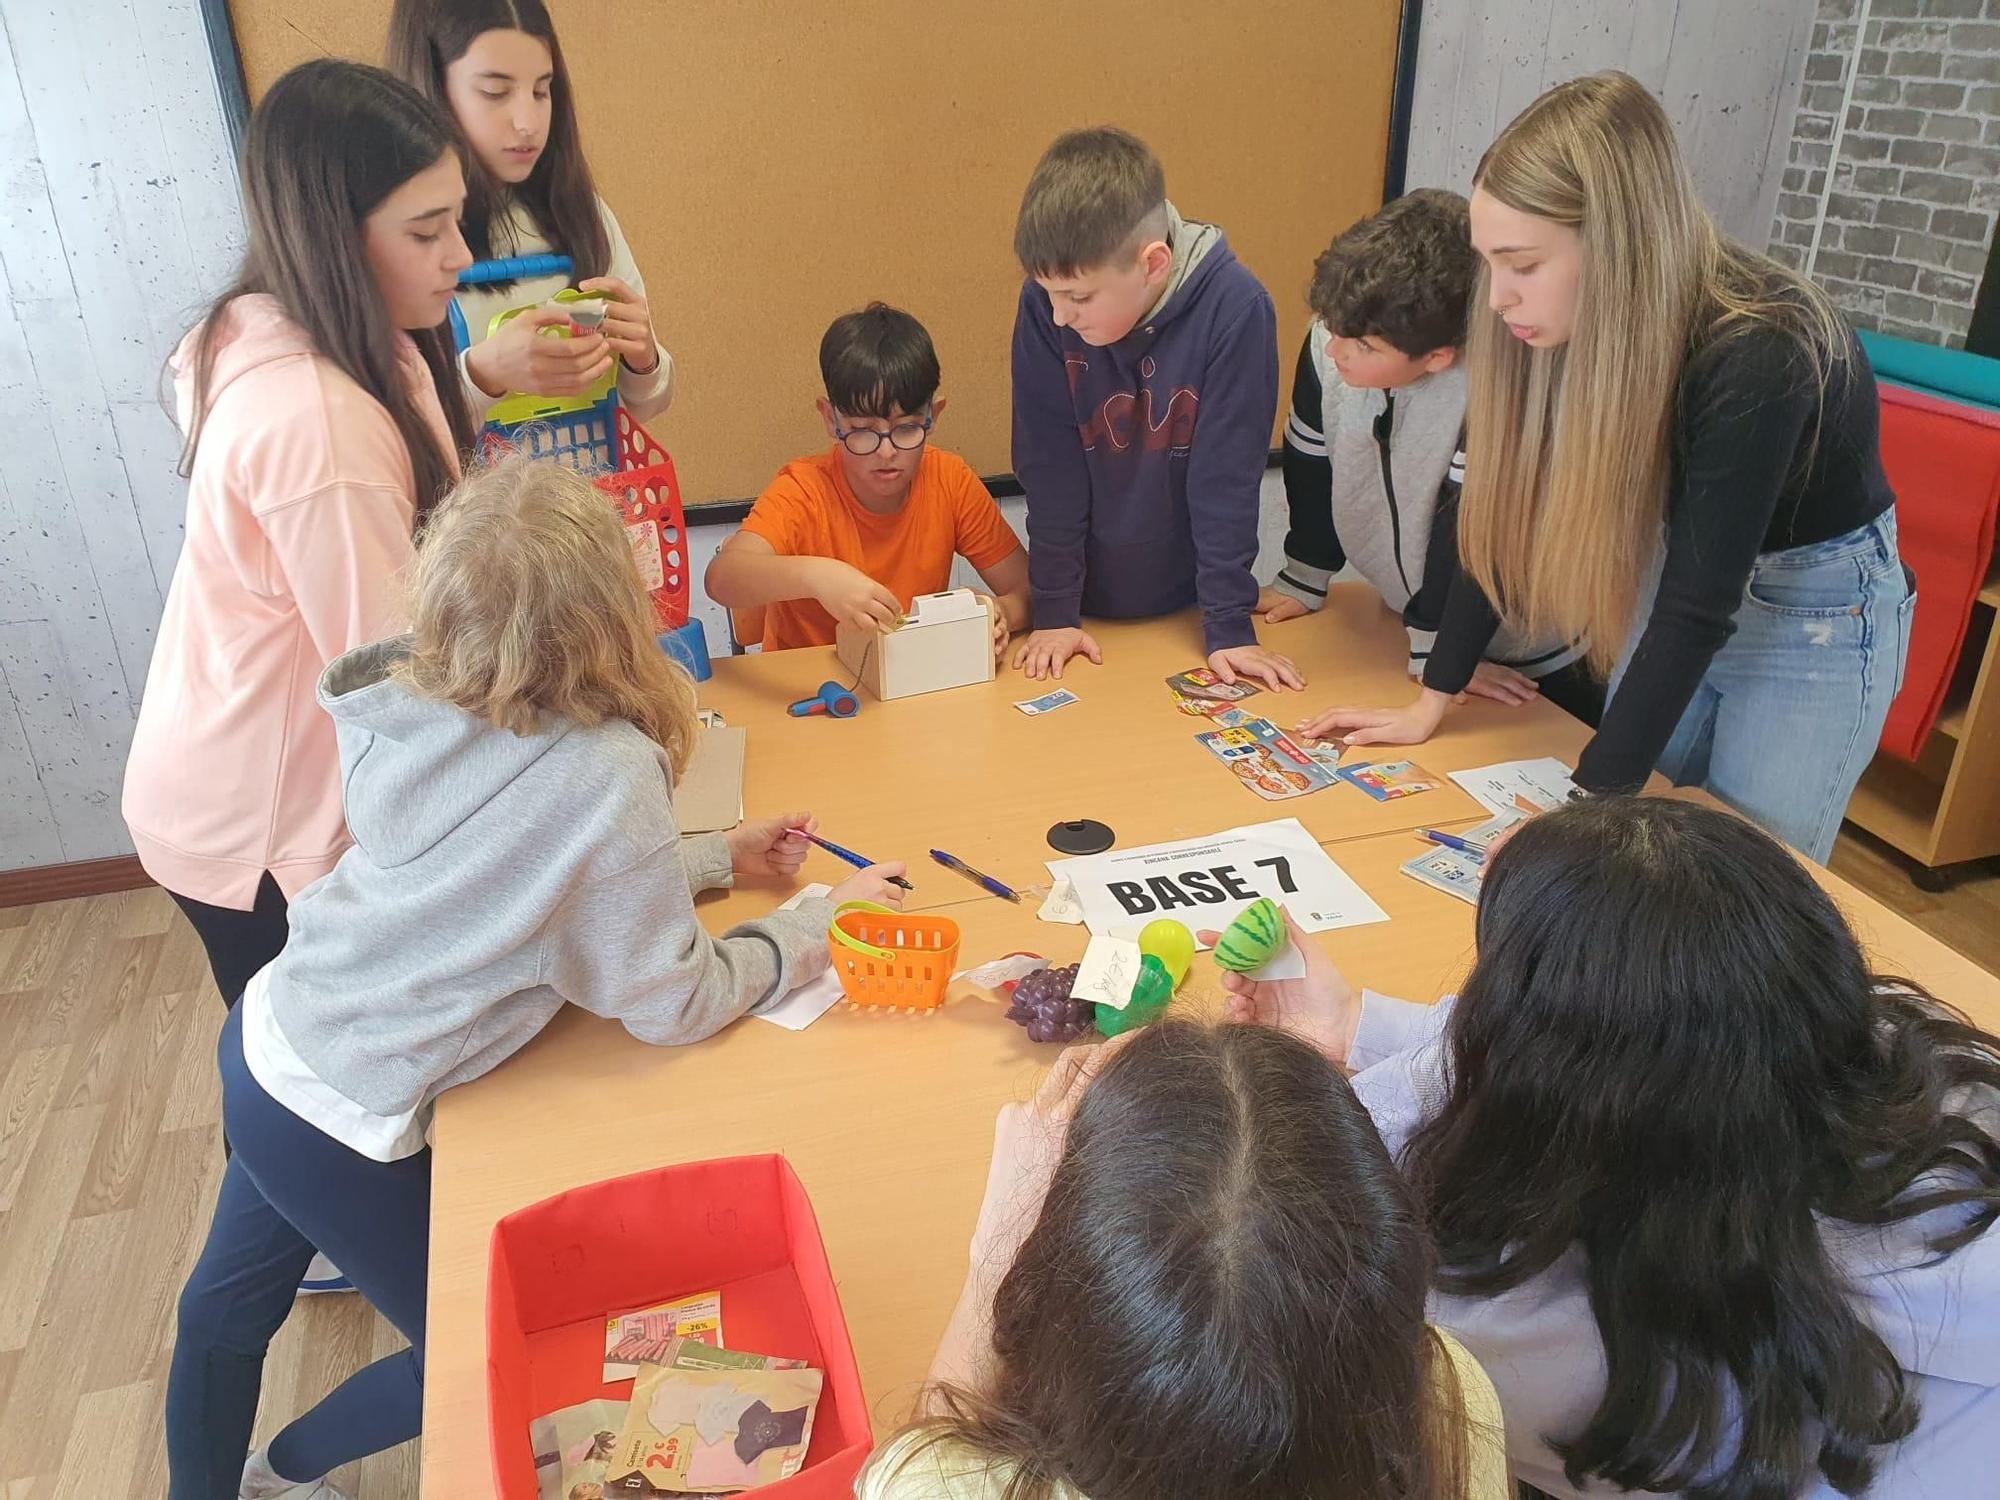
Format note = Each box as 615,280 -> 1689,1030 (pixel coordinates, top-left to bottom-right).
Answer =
832,411 -> 933,456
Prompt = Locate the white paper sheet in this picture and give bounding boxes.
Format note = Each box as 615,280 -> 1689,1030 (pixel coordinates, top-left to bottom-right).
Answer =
1036,878 -> 1085,925
956,953 -> 1051,989
1073,934 -> 1144,1009
1448,757 -> 1578,817
1046,818 -> 1389,938
752,885 -> 844,1031
1242,939 -> 1308,982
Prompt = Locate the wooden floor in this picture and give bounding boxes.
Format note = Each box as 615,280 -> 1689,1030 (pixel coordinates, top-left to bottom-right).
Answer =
0,833 -> 1995,1500
0,885 -> 415,1500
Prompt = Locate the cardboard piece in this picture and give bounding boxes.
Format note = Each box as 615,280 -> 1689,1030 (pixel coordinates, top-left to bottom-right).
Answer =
834,590 -> 995,701
675,727 -> 746,834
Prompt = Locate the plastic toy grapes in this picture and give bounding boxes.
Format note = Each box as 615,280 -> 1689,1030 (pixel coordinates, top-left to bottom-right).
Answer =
1005,964 -> 1092,1043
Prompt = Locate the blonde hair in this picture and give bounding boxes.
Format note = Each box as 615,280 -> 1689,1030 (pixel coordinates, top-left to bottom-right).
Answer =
1459,71 -> 1851,676
393,456 -> 699,776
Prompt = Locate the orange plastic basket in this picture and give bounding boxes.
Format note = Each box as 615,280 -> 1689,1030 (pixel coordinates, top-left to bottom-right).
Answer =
828,901 -> 961,1009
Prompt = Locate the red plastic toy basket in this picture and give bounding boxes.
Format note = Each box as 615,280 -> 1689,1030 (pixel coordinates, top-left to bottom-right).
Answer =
486,1154 -> 872,1499
481,404 -> 689,632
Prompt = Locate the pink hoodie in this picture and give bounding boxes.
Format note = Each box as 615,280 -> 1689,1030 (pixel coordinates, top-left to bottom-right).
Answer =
123,294 -> 460,909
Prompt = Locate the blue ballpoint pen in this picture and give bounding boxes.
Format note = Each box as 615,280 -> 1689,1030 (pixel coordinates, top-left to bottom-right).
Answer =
929,848 -> 1022,903
1419,828 -> 1486,860
787,828 -> 916,890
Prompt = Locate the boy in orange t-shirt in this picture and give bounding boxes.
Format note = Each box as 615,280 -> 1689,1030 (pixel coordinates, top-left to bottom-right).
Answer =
705,303 -> 1029,655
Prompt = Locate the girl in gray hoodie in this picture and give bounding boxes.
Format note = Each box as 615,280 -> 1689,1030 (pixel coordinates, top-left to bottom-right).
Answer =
165,457 -> 905,1500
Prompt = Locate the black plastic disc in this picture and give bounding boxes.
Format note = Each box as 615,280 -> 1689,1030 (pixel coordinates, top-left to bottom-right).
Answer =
1047,819 -> 1115,855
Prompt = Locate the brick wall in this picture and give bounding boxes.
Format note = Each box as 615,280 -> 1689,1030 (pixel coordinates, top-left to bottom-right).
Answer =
1768,0 -> 2000,347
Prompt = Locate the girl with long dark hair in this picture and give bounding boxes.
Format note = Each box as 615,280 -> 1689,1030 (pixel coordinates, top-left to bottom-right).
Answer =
1224,797 -> 2000,1499
858,1023 -> 1511,1500
387,0 -> 674,422
124,59 -> 474,1023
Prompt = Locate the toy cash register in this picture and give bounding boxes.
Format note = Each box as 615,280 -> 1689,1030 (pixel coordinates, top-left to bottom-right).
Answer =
834,588 -> 995,702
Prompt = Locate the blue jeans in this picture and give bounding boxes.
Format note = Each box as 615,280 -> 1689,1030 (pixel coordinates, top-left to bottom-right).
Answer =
1614,510 -> 1914,864
165,1002 -> 432,1498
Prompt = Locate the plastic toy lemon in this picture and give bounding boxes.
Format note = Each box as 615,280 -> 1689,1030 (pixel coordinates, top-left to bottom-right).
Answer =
1136,918 -> 1195,987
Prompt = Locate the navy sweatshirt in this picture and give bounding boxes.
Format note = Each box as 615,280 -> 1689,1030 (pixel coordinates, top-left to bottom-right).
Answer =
1010,232 -> 1279,654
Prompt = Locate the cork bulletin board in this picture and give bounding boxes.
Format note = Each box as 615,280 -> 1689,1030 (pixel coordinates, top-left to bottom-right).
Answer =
229,1 -> 1399,506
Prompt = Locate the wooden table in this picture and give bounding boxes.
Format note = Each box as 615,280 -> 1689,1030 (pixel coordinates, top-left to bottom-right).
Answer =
419,591 -> 2000,1498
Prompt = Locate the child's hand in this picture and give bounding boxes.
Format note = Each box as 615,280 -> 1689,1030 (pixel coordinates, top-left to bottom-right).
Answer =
464,307 -> 614,398
974,594 -> 1011,664
971,1033 -> 1138,1268
1198,909 -> 1362,1066
1299,687 -> 1449,748
1464,660 -> 1541,707
1009,627 -> 1102,680
828,862 -> 908,909
812,560 -> 902,633
577,275 -> 659,374
1255,586 -> 1310,624
726,813 -> 814,879
1208,644 -> 1305,692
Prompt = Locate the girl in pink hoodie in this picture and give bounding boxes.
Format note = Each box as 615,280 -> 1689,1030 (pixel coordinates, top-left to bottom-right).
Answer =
123,60 -> 477,1022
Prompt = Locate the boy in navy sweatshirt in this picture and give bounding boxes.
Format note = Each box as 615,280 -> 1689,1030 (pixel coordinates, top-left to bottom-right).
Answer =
1007,127 -> 1298,691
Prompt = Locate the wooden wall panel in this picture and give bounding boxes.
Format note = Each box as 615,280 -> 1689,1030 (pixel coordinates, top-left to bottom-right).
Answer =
228,0 -> 1402,505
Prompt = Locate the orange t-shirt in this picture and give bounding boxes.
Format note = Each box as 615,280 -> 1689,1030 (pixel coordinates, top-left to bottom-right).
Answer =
738,446 -> 1023,651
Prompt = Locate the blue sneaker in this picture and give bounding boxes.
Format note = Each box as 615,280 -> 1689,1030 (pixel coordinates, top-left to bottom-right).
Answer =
298,1252 -> 353,1296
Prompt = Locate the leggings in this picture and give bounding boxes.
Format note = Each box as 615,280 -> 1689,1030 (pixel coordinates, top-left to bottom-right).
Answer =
164,1002 -> 430,1498
169,872 -> 290,1009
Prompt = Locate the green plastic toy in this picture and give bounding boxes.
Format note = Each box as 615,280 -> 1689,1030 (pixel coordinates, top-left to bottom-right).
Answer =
1096,954 -> 1174,1037
1213,898 -> 1285,972
482,288 -> 617,428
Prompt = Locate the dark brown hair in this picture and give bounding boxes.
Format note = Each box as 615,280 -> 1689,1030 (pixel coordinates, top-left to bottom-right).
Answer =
903,1021 -> 1471,1500
1309,189 -> 1475,357
1014,126 -> 1167,278
180,59 -> 474,517
818,302 -> 940,419
386,0 -> 610,285
1406,796 -> 2000,1499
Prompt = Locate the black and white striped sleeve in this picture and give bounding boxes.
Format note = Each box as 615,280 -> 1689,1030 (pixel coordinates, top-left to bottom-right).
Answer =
1274,326 -> 1343,609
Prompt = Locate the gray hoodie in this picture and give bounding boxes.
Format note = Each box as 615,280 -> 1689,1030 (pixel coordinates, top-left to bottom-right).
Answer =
263,639 -> 832,1118
1312,334 -> 1585,679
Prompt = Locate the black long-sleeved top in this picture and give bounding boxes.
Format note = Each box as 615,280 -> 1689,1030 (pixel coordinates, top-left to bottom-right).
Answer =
1424,320 -> 1895,793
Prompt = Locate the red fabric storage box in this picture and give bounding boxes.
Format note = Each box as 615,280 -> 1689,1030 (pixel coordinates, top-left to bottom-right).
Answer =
1876,384 -> 2000,760
487,1155 -> 872,1498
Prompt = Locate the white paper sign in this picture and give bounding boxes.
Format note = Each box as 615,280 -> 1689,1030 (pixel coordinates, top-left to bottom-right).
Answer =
956,953 -> 1051,989
1037,878 -> 1085,925
1448,757 -> 1577,817
1073,934 -> 1144,1009
1046,818 -> 1388,938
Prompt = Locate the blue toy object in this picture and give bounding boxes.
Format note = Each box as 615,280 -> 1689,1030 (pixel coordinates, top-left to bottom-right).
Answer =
1857,329 -> 2000,412
788,681 -> 860,718
657,619 -> 712,682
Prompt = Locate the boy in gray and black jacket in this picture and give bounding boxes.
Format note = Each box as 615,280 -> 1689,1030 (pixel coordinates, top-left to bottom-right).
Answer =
1261,190 -> 1601,725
